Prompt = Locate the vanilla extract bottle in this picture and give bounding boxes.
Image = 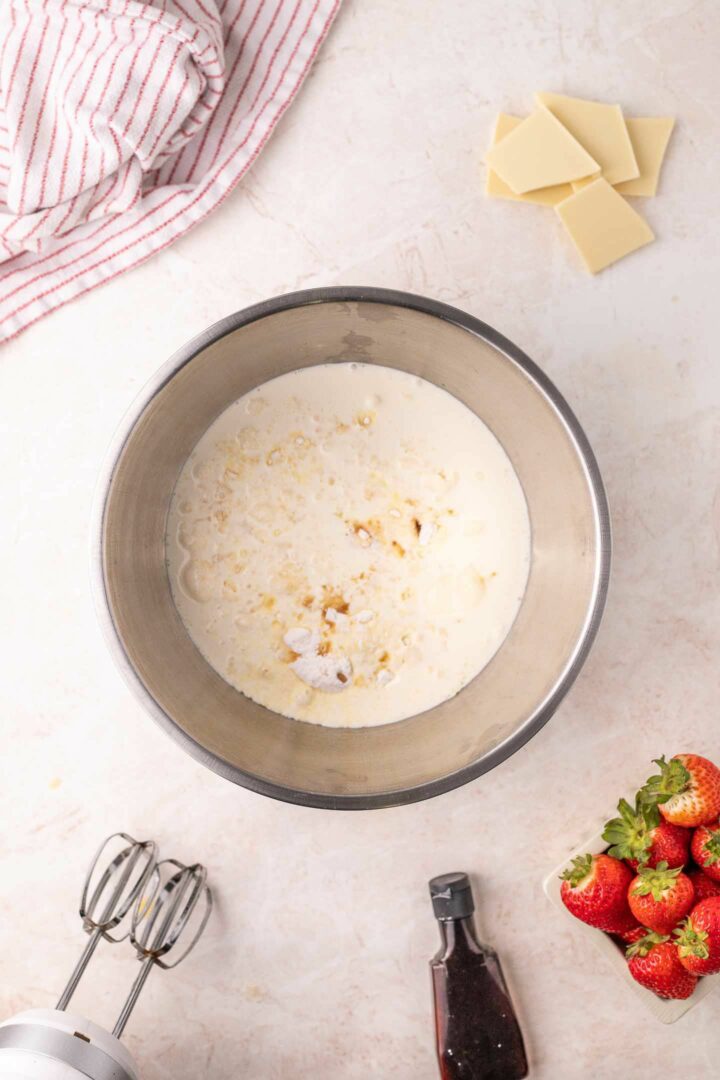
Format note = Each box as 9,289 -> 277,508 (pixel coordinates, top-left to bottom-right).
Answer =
429,873 -> 528,1080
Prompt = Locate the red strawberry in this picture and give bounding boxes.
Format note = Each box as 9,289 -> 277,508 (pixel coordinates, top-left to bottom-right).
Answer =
691,823 -> 720,882
619,924 -> 652,945
640,754 -> 720,827
627,861 -> 695,935
687,868 -> 720,902
560,853 -> 635,934
626,932 -> 697,1000
675,897 -> 720,975
602,796 -> 690,870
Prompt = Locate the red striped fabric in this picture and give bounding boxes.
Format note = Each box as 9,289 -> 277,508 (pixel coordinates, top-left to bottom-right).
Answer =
0,0 -> 340,343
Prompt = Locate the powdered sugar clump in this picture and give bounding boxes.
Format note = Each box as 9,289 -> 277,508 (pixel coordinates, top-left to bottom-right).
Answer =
324,607 -> 349,628
283,628 -> 352,693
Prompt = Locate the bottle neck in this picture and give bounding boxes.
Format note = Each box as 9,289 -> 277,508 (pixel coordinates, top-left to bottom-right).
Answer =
437,915 -> 482,957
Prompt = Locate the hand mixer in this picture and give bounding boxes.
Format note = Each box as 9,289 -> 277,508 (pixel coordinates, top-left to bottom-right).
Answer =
0,833 -> 212,1080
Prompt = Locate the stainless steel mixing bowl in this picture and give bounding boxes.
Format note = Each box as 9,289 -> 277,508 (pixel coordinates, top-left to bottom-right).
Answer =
93,287 -> 610,809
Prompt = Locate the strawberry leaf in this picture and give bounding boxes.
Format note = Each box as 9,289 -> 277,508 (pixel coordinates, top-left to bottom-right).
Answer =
602,795 -> 653,863
702,828 -> 720,867
560,854 -> 593,887
639,756 -> 691,808
631,861 -> 682,901
675,920 -> 710,960
626,931 -> 669,958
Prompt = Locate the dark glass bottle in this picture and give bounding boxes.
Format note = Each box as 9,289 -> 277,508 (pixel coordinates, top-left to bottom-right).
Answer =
429,873 -> 528,1080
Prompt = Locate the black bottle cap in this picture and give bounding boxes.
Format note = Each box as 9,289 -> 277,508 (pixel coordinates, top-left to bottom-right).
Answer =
429,872 -> 475,921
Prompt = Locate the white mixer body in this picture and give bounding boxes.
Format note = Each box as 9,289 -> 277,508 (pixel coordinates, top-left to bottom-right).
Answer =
0,1010 -> 138,1080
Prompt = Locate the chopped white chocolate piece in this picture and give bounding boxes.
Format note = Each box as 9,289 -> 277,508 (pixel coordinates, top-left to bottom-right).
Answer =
485,114 -> 573,206
485,107 -> 599,194
615,117 -> 675,197
536,92 -> 639,186
556,178 -> 654,273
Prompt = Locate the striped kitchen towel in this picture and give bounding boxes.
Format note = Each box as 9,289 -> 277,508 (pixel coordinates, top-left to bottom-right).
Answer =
0,0 -> 340,344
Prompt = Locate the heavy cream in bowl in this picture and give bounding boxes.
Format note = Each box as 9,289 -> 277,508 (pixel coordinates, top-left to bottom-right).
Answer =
165,363 -> 530,728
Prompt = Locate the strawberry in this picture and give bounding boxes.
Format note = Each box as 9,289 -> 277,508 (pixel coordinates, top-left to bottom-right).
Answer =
640,754 -> 720,827
691,823 -> 720,882
626,932 -> 697,1000
619,924 -> 652,945
602,796 -> 690,870
675,897 -> 720,975
560,853 -> 636,934
687,868 -> 720,902
627,861 -> 695,934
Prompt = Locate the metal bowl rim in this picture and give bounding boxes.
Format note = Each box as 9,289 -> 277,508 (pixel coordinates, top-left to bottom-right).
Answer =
90,285 -> 611,811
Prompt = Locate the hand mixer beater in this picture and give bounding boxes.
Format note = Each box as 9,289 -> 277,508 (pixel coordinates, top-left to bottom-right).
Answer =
0,832 -> 212,1080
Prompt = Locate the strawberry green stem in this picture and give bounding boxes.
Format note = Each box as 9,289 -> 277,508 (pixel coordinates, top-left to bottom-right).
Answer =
702,829 -> 720,867
631,861 -> 682,902
640,756 -> 691,808
675,920 -> 710,960
560,853 -> 593,888
603,795 -> 660,863
626,932 -> 669,958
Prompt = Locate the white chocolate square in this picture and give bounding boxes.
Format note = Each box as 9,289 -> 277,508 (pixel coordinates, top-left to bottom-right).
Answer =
537,92 -> 639,186
555,178 -> 654,273
485,107 -> 599,194
615,117 -> 675,197
485,114 -> 574,206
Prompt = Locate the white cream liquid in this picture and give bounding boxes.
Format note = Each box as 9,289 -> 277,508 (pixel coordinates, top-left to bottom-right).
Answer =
166,363 -> 531,728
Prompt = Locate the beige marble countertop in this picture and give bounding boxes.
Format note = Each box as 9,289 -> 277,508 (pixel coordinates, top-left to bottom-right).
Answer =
1,1 -> 719,1076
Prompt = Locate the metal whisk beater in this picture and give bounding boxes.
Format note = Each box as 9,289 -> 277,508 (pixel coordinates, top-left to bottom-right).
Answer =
59,835 -> 212,1036
113,859 -> 212,1037
56,832 -> 157,1012
0,833 -> 212,1080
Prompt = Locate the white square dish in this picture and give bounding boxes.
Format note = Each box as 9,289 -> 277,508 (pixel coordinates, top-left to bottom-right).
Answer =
544,827 -> 720,1023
